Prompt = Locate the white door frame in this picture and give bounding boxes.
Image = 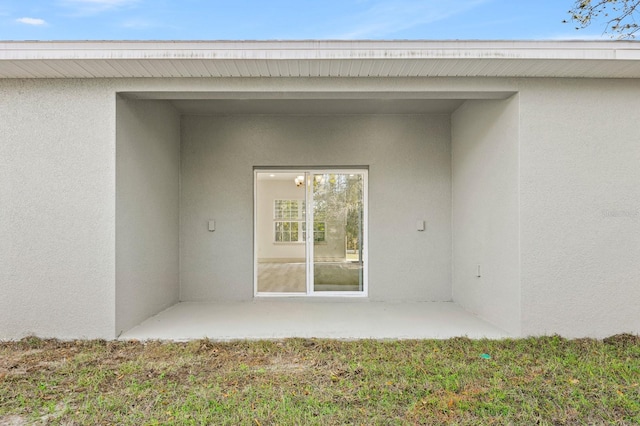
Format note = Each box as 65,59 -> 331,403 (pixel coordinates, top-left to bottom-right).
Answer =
254,168 -> 368,298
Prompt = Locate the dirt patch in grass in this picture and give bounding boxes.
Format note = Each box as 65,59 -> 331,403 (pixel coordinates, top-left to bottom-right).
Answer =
1,336 -> 639,424
0,415 -> 27,426
604,333 -> 640,347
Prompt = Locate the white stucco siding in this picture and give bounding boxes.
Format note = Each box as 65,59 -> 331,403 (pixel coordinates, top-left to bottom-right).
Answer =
115,98 -> 180,336
451,95 -> 521,335
519,79 -> 640,338
0,79 -> 116,339
180,114 -> 452,302
2,70 -> 639,339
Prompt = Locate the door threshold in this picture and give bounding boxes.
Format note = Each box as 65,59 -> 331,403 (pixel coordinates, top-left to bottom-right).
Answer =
255,292 -> 368,298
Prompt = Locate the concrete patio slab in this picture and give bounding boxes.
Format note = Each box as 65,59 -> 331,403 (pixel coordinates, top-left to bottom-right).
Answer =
119,301 -> 509,341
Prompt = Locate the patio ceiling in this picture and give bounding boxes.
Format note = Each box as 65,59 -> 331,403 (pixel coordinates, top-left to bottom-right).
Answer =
1,40 -> 640,79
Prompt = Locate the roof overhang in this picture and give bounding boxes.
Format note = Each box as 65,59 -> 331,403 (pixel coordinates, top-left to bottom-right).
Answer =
1,40 -> 640,79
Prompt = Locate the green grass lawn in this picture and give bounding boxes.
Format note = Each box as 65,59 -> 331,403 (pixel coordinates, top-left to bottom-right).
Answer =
1,335 -> 638,425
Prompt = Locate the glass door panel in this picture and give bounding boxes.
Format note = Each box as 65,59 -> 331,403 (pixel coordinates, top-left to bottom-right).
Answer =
255,171 -> 307,293
311,173 -> 365,293
255,169 -> 366,296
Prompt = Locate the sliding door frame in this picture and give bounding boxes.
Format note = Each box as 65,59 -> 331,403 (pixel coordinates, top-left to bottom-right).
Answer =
254,168 -> 368,298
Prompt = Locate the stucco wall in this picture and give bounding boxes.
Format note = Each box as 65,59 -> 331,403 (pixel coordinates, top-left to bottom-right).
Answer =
115,98 -> 180,336
519,79 -> 640,338
0,79 -> 116,339
2,74 -> 639,339
180,114 -> 452,302
451,96 -> 521,335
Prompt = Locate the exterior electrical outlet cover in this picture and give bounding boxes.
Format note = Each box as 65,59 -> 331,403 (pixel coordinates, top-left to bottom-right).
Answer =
208,220 -> 215,232
417,220 -> 425,231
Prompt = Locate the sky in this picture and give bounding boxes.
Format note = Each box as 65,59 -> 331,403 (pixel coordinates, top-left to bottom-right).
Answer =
0,0 -> 614,41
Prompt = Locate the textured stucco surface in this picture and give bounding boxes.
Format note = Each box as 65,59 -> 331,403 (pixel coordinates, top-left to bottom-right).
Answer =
518,79 -> 640,338
180,114 -> 452,302
1,75 -> 639,339
451,96 -> 521,335
0,79 -> 116,339
115,98 -> 180,336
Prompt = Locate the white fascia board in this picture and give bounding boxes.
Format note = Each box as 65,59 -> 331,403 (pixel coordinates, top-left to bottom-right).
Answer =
1,40 -> 639,79
0,40 -> 639,61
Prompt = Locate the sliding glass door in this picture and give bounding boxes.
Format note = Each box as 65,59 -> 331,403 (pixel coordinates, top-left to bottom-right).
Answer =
310,172 -> 365,293
254,170 -> 367,296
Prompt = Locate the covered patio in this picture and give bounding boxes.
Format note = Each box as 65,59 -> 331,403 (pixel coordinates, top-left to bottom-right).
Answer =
4,41 -> 639,341
119,301 -> 509,341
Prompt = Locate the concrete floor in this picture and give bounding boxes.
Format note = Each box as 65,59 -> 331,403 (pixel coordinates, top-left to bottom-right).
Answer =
120,301 -> 509,341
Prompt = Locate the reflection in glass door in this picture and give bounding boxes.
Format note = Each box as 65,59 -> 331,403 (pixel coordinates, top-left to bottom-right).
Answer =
311,173 -> 365,293
255,172 -> 308,294
254,170 -> 367,296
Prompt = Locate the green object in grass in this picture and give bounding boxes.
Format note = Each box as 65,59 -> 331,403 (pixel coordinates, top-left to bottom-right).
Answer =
480,353 -> 491,359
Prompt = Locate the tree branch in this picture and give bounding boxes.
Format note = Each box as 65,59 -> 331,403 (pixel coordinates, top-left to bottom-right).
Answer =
566,0 -> 639,39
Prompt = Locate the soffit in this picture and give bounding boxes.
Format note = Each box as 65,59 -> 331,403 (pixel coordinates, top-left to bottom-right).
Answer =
1,40 -> 640,79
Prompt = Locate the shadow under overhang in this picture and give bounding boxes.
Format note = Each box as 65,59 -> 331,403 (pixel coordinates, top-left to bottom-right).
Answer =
121,90 -> 516,115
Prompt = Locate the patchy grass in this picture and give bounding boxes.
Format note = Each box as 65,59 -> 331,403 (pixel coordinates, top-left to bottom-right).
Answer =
1,335 -> 639,425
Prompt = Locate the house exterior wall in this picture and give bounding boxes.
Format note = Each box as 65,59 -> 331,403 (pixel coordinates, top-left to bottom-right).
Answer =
115,98 -> 180,336
179,114 -> 453,302
518,79 -> 640,338
0,79 -> 116,339
451,96 -> 521,336
0,74 -> 638,339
